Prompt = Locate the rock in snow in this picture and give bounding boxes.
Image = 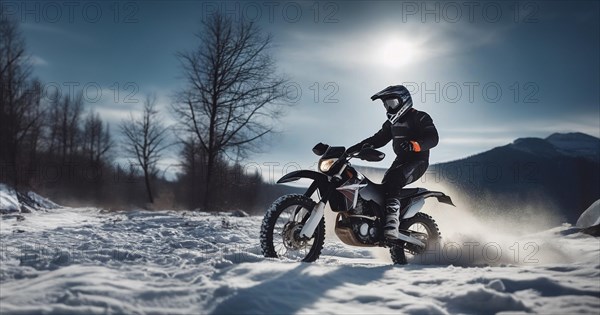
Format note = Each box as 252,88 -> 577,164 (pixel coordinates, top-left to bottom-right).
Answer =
231,209 -> 250,217
486,279 -> 506,292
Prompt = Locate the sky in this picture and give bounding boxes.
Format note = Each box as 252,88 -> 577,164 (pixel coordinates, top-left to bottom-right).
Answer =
3,0 -> 599,181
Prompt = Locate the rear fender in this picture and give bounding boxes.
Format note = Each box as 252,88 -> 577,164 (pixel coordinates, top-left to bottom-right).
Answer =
419,190 -> 455,207
402,190 -> 455,220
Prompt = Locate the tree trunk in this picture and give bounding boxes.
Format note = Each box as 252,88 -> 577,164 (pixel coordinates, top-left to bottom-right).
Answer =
9,141 -> 18,187
143,167 -> 154,204
203,152 -> 215,210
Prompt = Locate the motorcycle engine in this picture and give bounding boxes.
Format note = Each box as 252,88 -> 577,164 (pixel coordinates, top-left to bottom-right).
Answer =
351,197 -> 377,216
349,198 -> 379,244
351,219 -> 377,243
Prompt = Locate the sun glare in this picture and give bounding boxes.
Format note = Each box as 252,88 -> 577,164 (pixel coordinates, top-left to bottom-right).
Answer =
374,35 -> 422,69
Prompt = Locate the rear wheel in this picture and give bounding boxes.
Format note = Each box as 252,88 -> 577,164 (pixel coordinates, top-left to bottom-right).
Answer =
390,212 -> 440,265
260,194 -> 325,262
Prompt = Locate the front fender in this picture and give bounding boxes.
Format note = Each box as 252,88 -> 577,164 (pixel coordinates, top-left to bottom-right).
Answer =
277,170 -> 329,197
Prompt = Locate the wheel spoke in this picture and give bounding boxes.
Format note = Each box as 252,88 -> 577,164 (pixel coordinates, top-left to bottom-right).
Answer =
261,196 -> 323,263
405,222 -> 432,257
272,204 -> 316,261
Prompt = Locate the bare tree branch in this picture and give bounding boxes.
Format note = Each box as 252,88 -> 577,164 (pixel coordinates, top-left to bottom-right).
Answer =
171,12 -> 289,209
121,94 -> 171,204
0,16 -> 44,186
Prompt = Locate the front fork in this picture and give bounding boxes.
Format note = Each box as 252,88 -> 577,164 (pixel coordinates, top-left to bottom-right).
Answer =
299,201 -> 326,238
298,181 -> 336,239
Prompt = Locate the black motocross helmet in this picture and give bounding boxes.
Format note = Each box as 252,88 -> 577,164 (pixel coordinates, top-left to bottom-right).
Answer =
371,85 -> 413,124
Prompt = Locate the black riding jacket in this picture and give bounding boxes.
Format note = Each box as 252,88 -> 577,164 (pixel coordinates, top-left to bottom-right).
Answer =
357,109 -> 439,163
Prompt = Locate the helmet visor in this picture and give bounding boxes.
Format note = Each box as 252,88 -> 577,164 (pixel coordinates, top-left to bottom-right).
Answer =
383,98 -> 401,111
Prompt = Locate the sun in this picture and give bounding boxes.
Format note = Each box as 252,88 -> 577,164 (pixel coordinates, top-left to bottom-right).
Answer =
374,35 -> 422,69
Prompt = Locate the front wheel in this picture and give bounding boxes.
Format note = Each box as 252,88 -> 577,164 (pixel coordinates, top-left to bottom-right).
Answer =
390,212 -> 441,265
260,194 -> 325,262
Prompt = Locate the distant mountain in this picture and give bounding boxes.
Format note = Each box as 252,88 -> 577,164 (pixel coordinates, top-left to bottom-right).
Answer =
357,133 -> 600,225
432,133 -> 600,224
545,132 -> 600,161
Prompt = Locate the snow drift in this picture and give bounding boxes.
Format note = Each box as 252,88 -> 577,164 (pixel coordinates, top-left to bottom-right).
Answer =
576,199 -> 600,237
0,183 -> 20,213
0,183 -> 60,213
577,199 -> 600,228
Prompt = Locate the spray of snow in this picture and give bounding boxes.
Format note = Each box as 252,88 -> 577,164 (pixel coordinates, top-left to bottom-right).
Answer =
320,170 -> 579,267
400,181 -> 582,266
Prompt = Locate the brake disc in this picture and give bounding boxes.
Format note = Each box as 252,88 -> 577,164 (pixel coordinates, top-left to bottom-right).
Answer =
282,222 -> 307,250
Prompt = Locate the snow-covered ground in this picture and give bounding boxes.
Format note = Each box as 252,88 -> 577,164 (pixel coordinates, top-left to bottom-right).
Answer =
1,205 -> 599,314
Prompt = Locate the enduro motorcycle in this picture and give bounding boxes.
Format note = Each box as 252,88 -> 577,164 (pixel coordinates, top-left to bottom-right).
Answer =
260,143 -> 454,264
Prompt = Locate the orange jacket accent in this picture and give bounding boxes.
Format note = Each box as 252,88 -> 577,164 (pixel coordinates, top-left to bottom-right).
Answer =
410,141 -> 421,152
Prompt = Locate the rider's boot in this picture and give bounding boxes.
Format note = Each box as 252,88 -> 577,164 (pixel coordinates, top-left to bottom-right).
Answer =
384,198 -> 401,240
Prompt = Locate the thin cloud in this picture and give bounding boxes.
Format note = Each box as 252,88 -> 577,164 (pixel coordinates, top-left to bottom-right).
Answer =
442,136 -> 514,145
30,55 -> 48,66
277,18 -> 516,76
445,115 -> 600,139
21,22 -> 95,46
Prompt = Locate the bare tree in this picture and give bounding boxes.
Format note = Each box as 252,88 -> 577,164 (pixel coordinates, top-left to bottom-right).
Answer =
172,12 -> 288,209
121,94 -> 171,204
57,92 -> 83,162
43,90 -> 61,153
177,136 -> 203,207
82,110 -> 112,166
0,16 -> 44,186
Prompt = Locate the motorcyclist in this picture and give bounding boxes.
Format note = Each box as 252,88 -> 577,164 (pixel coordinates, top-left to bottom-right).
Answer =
347,85 -> 439,240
